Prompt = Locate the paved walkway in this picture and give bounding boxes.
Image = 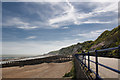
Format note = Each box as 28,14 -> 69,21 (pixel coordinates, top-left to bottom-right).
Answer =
85,56 -> 119,78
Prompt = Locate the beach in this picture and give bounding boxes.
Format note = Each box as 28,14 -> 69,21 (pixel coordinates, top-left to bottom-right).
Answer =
2,61 -> 72,78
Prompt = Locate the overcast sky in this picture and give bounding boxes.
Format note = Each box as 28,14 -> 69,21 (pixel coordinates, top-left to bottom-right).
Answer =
2,0 -> 119,57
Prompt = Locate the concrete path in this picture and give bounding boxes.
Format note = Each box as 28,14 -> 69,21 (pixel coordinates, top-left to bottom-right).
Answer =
85,56 -> 119,78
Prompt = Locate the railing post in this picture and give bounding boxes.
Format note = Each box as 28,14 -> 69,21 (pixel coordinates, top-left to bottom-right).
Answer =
95,50 -> 99,79
82,53 -> 84,64
88,51 -> 90,71
82,51 -> 85,64
118,45 -> 120,79
118,45 -> 120,57
85,53 -> 86,65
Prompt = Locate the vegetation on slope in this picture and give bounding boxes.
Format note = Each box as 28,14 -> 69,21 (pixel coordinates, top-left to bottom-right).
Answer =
88,25 -> 120,58
47,50 -> 59,55
59,41 -> 93,55
48,25 -> 120,58
91,25 -> 120,50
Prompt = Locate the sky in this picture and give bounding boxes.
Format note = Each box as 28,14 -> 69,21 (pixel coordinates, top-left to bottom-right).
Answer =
1,0 -> 119,57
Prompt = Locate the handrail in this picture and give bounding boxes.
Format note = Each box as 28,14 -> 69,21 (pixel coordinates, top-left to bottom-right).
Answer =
75,54 -> 103,80
89,46 -> 120,53
74,45 -> 120,80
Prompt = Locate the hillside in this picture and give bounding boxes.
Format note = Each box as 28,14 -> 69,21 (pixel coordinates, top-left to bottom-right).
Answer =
48,25 -> 120,58
47,50 -> 59,55
59,41 -> 93,55
90,25 -> 120,50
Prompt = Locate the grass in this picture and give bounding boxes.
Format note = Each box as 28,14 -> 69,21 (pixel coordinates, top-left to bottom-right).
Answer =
63,61 -> 75,78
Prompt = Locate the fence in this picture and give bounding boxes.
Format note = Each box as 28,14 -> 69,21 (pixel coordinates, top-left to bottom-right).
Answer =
73,45 -> 120,80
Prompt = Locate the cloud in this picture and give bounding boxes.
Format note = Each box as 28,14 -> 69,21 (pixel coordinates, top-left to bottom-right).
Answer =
73,29 -> 109,39
2,0 -> 66,2
2,0 -> 119,2
62,27 -> 69,29
2,1 -> 118,30
25,36 -> 37,39
76,20 -> 111,25
3,17 -> 39,30
93,2 -> 118,13
48,0 -> 76,27
17,26 -> 38,29
48,1 -> 117,27
3,17 -> 28,26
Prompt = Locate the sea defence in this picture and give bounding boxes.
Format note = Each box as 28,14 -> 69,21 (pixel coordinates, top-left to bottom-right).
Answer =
1,55 -> 72,68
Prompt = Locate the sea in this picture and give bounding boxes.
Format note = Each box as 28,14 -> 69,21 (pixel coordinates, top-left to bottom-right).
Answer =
0,57 -> 16,60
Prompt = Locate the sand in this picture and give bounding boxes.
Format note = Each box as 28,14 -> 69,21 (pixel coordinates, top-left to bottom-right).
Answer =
2,61 -> 72,78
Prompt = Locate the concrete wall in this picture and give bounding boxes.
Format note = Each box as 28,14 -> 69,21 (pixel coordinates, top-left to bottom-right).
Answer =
73,55 -> 93,80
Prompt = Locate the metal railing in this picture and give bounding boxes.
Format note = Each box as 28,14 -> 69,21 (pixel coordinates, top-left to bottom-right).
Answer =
74,45 -> 120,80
